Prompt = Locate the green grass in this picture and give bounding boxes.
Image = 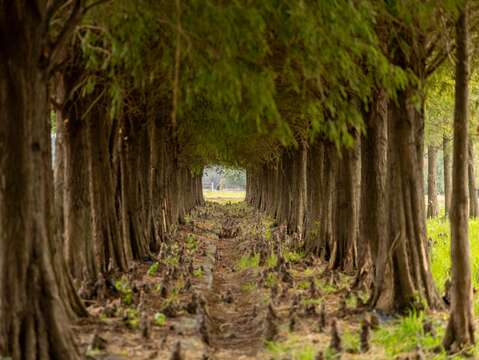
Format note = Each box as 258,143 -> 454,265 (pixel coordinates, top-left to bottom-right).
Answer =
237,253 -> 260,270
428,217 -> 479,293
266,337 -> 319,360
372,311 -> 441,357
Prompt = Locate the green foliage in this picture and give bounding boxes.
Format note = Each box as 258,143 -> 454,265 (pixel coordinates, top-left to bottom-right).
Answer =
240,282 -> 257,293
147,262 -> 160,276
114,276 -> 133,305
76,0 -> 422,169
372,311 -> 442,357
153,312 -> 167,327
185,234 -> 197,251
266,337 -> 317,360
193,268 -> 203,278
237,253 -> 260,270
284,251 -> 304,264
266,253 -> 278,268
428,218 -> 479,293
124,308 -> 140,329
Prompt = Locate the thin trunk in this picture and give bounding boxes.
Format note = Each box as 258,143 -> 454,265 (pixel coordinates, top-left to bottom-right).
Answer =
443,6 -> 475,350
444,135 -> 452,216
427,145 -> 439,218
468,140 -> 478,218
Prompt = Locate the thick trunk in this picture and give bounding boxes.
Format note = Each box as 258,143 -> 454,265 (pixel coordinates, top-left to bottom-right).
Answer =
0,3 -> 79,357
329,140 -> 360,272
305,141 -> 324,254
427,146 -> 439,218
359,88 -> 388,288
370,90 -> 442,312
468,140 -> 478,218
444,135 -> 452,216
118,116 -> 148,260
63,98 -> 96,280
443,7 -> 475,350
87,107 -> 128,272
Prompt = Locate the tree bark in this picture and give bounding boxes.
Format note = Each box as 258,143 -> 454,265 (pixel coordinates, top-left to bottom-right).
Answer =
62,83 -> 97,280
359,88 -> 388,290
87,105 -> 128,273
305,141 -> 324,254
443,6 -> 475,350
427,145 -> 439,218
444,135 -> 452,217
0,2 -> 79,357
468,140 -> 478,218
370,89 -> 442,313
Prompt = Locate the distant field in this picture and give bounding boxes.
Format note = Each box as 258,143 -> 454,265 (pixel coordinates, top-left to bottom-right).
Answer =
203,190 -> 245,203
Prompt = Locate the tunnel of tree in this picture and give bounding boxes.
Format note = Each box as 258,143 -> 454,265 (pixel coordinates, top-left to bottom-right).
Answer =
1,0 -> 479,359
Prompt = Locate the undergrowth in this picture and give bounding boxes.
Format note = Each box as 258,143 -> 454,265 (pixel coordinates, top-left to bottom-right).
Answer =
428,217 -> 479,314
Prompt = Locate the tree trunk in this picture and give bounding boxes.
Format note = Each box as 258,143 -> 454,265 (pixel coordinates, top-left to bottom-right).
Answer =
294,141 -> 307,237
63,92 -> 96,280
87,106 -> 128,273
468,140 -> 478,218
0,3 -> 79,357
444,135 -> 452,217
329,139 -> 360,272
427,146 -> 439,218
443,6 -> 475,350
305,141 -> 324,254
370,90 -> 442,312
359,88 -> 388,289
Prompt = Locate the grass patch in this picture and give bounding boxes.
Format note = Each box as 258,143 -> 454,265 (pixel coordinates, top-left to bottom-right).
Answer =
237,253 -> 260,270
266,337 -> 318,360
241,281 -> 257,292
428,217 -> 479,316
428,217 -> 479,292
372,311 -> 443,358
285,251 -> 304,263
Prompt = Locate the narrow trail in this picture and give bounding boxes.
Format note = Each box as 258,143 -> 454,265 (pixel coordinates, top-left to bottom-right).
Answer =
204,216 -> 265,356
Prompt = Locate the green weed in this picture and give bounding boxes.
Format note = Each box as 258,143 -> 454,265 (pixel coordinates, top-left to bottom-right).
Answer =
237,253 -> 260,270
372,311 -> 441,357
185,234 -> 197,250
114,276 -> 133,305
285,251 -> 304,263
193,268 -> 204,277
153,312 -> 167,326
147,261 -> 160,276
266,253 -> 278,268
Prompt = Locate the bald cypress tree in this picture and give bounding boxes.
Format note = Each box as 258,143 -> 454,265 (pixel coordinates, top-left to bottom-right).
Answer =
443,3 -> 475,351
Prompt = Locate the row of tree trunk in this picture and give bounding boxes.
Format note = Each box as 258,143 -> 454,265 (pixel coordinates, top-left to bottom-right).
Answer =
0,9 -> 203,357
426,138 -> 477,219
248,6 -> 474,350
247,85 -> 444,313
54,63 -> 204,283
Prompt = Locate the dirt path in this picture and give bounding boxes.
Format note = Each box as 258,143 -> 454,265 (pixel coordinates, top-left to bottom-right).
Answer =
204,216 -> 265,357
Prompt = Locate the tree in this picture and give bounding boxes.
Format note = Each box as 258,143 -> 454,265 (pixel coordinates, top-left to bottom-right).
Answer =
427,145 -> 439,218
443,3 -> 475,351
0,1 -> 82,358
